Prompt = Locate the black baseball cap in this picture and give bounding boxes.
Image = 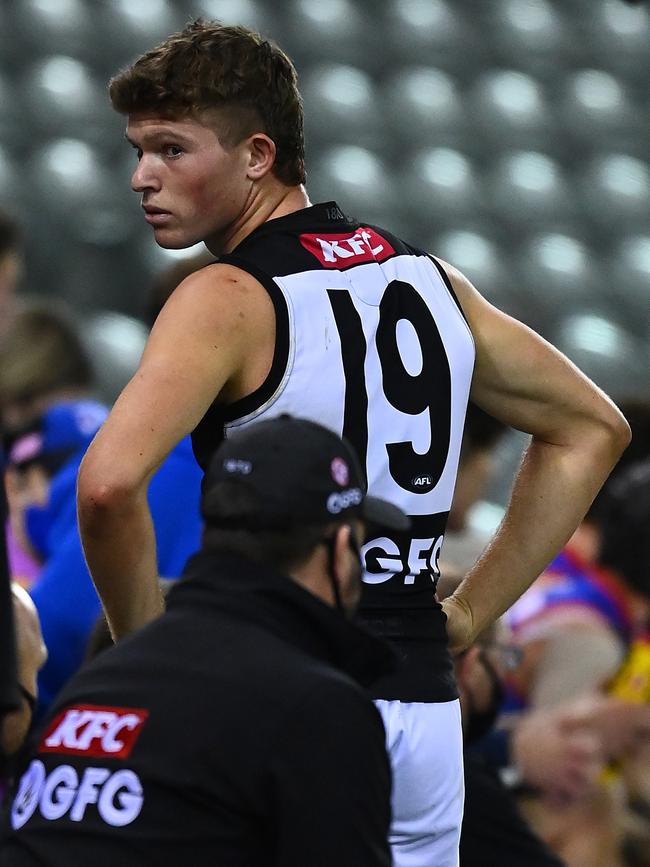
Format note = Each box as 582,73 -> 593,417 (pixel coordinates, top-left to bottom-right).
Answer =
202,416 -> 410,533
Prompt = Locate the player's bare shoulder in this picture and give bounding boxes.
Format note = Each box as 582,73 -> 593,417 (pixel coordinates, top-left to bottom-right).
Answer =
430,256 -> 489,322
152,261 -> 276,404
159,261 -> 274,330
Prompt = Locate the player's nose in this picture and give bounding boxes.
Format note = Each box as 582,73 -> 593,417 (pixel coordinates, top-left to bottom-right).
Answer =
131,157 -> 161,193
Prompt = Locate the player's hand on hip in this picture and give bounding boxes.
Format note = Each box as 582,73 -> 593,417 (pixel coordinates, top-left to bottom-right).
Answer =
440,594 -> 475,654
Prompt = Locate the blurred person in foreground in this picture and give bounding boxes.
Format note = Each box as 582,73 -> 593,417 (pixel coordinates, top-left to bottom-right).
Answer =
1,304 -> 203,716
502,459 -> 650,867
456,639 -> 566,867
0,586 -> 47,786
77,21 -> 630,866
0,471 -> 21,791
1,417 -> 404,867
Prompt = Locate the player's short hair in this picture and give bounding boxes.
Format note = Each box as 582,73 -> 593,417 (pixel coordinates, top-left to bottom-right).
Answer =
109,20 -> 306,186
201,481 -> 337,573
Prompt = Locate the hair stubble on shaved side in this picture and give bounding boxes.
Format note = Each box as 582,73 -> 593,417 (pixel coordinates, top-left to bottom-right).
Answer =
108,19 -> 306,187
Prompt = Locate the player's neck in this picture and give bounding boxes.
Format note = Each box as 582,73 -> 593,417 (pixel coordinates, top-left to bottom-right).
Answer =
208,185 -> 311,255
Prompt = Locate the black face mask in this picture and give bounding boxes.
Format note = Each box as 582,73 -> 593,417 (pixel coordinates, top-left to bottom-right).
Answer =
465,649 -> 505,744
324,528 -> 363,619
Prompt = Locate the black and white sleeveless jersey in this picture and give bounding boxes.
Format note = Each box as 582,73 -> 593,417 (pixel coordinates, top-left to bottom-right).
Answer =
193,202 -> 475,701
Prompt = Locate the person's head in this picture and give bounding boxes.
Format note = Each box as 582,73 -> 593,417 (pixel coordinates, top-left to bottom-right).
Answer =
567,397 -> 649,565
0,209 -> 23,336
109,20 -> 306,253
4,400 -> 108,563
596,459 -> 650,606
454,641 -> 511,744
0,302 -> 94,433
448,403 -> 507,532
200,416 -> 409,618
0,585 -> 47,759
439,572 -> 514,742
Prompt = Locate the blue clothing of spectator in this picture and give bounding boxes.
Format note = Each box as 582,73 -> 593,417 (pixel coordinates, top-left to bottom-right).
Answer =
11,407 -> 203,714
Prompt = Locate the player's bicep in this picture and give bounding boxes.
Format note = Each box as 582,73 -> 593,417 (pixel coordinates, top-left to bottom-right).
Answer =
81,266 -> 247,487
439,260 -> 620,445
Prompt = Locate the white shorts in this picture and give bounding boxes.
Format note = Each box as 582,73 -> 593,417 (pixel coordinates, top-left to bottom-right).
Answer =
375,699 -> 464,867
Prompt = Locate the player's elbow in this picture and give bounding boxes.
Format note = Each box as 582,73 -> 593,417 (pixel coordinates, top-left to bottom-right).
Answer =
584,399 -> 631,467
77,451 -> 142,530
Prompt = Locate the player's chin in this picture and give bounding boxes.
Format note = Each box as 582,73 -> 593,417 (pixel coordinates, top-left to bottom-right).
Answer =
152,228 -> 197,250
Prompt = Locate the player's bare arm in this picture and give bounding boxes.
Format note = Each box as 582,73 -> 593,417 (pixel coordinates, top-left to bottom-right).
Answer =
77,263 -> 274,639
439,261 -> 631,651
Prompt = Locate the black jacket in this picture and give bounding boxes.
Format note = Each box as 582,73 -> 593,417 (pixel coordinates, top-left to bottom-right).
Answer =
1,551 -> 395,866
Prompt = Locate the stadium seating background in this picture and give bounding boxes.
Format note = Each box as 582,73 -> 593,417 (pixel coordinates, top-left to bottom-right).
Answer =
1,0 -> 648,509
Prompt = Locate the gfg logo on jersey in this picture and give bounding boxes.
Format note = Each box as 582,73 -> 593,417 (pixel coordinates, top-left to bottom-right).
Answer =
40,705 -> 148,759
11,760 -> 143,830
300,227 -> 395,268
362,534 -> 444,585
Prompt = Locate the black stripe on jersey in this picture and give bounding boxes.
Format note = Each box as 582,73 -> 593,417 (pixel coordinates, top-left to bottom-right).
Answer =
216,254 -> 291,424
190,256 -> 291,472
326,289 -> 369,482
425,254 -> 470,326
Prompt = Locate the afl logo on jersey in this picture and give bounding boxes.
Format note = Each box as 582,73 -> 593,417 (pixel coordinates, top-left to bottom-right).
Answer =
331,456 -> 349,487
411,474 -> 434,492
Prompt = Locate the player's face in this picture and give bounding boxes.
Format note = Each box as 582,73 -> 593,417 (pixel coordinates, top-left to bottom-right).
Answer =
126,114 -> 253,250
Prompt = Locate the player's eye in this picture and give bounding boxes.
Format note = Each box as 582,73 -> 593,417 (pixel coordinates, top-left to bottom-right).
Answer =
164,144 -> 184,158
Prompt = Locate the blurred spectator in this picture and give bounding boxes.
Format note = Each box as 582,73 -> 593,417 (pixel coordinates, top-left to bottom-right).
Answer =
1,304 -> 203,716
443,403 -> 508,575
608,398 -> 650,481
1,584 -> 47,810
4,399 -> 109,714
457,641 -> 566,867
5,395 -> 203,715
502,457 -> 650,867
0,300 -> 93,436
0,301 -> 93,587
0,584 -> 46,761
0,467 -> 19,720
0,209 -> 23,341
435,568 -> 566,866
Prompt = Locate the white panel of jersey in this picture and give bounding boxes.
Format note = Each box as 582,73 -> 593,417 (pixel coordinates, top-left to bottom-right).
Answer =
224,250 -> 475,548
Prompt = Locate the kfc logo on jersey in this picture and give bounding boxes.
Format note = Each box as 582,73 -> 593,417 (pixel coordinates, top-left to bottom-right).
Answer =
40,705 -> 148,759
300,227 -> 395,268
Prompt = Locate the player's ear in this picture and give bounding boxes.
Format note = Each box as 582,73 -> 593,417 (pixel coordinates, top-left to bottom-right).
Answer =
246,133 -> 276,180
332,523 -> 352,580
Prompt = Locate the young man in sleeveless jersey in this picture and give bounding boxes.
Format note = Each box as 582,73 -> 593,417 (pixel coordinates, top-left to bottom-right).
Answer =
77,21 -> 630,867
